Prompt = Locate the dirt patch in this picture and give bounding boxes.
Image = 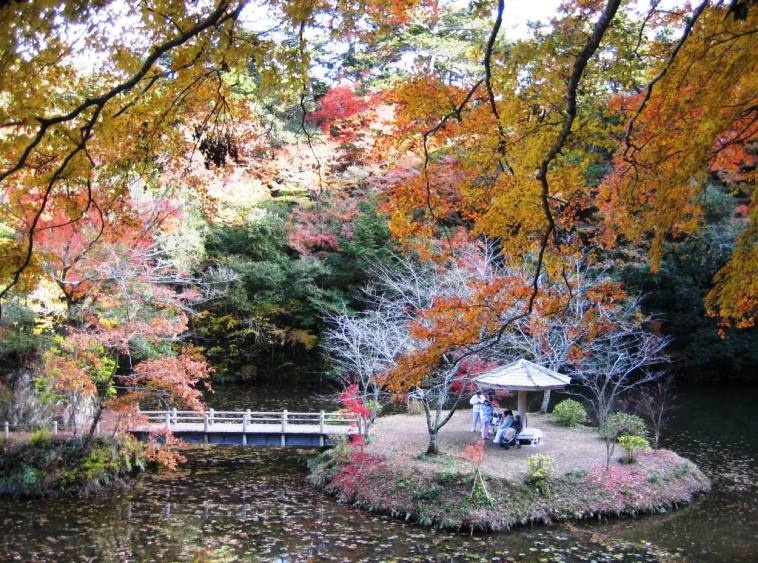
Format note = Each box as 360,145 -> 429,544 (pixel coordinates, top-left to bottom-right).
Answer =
367,410 -> 628,478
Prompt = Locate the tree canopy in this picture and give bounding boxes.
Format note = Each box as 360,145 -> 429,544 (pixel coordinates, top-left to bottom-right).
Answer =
1,0 -> 756,395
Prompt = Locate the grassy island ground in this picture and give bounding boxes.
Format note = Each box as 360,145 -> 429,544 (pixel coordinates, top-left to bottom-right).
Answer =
308,411 -> 710,532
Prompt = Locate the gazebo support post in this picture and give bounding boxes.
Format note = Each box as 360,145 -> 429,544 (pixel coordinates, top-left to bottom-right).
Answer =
517,391 -> 528,427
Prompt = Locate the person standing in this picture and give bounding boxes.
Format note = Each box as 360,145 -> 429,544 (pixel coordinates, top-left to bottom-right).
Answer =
469,390 -> 484,432
481,399 -> 494,440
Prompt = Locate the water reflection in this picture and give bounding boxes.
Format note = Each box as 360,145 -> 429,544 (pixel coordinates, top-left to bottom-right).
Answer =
1,385 -> 756,561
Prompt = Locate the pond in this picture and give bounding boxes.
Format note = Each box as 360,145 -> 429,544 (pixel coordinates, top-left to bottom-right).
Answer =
1,384 -> 756,561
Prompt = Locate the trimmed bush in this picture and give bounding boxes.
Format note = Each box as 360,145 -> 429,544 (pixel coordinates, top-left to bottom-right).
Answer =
619,435 -> 651,463
551,399 -> 587,427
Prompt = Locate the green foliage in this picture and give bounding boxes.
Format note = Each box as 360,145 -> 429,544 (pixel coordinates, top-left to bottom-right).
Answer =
551,399 -> 587,427
412,483 -> 441,501
195,199 -> 397,381
437,470 -> 460,487
0,298 -> 48,368
21,465 -> 43,487
29,428 -> 52,447
393,478 -> 412,491
619,435 -> 650,463
527,454 -> 556,482
0,435 -> 145,498
599,412 -> 648,441
334,5 -> 491,88
566,467 -> 587,479
469,476 -> 494,508
526,454 -> 556,496
621,187 -> 758,383
672,462 -> 693,479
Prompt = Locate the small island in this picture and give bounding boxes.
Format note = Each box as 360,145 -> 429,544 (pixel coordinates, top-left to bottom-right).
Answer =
309,410 -> 710,532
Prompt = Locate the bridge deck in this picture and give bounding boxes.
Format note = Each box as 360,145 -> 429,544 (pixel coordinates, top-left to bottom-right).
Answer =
136,422 -> 352,434
132,409 -> 358,447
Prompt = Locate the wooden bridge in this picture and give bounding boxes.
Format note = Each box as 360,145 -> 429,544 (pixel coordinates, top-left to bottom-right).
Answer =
133,409 -> 358,447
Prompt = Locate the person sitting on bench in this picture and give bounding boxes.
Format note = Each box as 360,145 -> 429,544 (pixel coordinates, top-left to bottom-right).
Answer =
499,414 -> 524,449
493,409 -> 514,445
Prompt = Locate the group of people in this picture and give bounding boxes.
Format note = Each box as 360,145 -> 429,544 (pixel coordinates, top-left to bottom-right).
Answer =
469,390 -> 523,449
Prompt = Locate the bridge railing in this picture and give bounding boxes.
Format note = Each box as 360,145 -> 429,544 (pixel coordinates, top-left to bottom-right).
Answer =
137,409 -> 358,433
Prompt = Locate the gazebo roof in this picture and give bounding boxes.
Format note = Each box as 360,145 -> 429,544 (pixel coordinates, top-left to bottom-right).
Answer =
475,359 -> 571,391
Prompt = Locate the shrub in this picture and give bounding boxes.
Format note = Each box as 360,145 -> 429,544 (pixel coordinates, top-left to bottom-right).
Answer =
413,483 -> 441,501
0,435 -> 145,497
437,470 -> 458,486
618,435 -> 650,463
29,429 -> 52,447
470,477 -> 494,507
527,454 -> 556,495
566,467 -> 587,479
551,399 -> 587,427
599,412 -> 647,440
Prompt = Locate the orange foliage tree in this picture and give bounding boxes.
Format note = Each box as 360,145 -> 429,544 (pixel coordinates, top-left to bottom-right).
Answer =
380,0 -> 756,348
36,229 -> 215,458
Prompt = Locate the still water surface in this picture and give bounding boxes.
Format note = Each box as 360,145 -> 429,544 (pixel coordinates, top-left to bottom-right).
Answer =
1,384 -> 756,562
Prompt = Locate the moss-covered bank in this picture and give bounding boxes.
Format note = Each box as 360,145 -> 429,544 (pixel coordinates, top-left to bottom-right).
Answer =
308,446 -> 710,532
0,433 -> 146,498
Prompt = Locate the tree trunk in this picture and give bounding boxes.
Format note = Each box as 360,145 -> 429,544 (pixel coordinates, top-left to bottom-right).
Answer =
83,404 -> 104,448
540,390 -> 551,413
605,436 -> 614,471
426,430 -> 439,455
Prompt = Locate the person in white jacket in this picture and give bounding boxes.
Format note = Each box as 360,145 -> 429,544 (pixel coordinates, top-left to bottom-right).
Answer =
469,390 -> 484,432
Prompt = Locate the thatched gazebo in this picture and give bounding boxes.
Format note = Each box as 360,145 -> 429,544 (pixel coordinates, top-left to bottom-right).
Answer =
475,358 -> 571,427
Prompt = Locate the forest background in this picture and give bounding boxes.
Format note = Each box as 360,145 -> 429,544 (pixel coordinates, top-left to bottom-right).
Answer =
0,0 -> 756,431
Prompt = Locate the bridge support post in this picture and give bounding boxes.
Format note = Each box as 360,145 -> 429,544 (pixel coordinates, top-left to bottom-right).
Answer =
242,410 -> 249,445
209,408 -> 214,426
281,410 -> 287,447
203,412 -> 209,445
319,410 -> 325,434
172,408 -> 178,425
165,412 -> 171,430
